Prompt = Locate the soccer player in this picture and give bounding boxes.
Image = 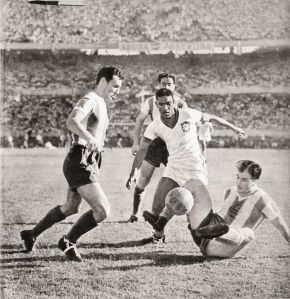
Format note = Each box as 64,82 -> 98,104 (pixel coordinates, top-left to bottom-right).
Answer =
20,67 -> 124,262
197,120 -> 214,158
145,160 -> 290,258
126,73 -> 187,223
131,88 -> 245,243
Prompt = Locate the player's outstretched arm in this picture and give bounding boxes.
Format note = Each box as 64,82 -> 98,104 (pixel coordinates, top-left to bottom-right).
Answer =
271,215 -> 290,242
132,112 -> 147,156
126,138 -> 152,190
204,113 -> 246,137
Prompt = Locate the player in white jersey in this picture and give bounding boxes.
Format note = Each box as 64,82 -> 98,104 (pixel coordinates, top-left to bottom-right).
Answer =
145,160 -> 290,257
126,73 -> 187,223
132,88 -> 245,243
197,120 -> 214,158
20,67 -> 124,261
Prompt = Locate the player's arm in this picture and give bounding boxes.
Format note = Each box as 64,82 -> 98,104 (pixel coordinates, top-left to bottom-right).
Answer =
132,112 -> 147,155
271,216 -> 290,242
263,199 -> 290,242
203,113 -> 245,137
126,137 -> 152,190
66,99 -> 99,151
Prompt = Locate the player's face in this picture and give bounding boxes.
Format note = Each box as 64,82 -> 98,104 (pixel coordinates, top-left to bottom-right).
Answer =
156,96 -> 175,118
105,75 -> 123,100
236,170 -> 255,194
159,78 -> 175,91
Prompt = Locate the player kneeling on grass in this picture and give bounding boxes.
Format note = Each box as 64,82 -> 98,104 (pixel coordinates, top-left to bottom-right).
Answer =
144,160 -> 290,258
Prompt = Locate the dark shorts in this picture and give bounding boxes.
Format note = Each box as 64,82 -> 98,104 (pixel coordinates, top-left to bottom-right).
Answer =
63,144 -> 102,192
188,210 -> 226,255
144,137 -> 169,167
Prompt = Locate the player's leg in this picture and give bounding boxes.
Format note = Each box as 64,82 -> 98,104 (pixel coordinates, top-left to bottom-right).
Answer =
184,178 -> 212,229
129,160 -> 156,222
143,177 -> 179,242
21,189 -> 82,252
129,137 -> 168,222
204,227 -> 255,258
58,182 -> 109,261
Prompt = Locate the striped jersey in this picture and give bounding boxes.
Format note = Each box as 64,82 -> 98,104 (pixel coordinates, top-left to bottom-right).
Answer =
218,186 -> 280,231
71,91 -> 109,150
140,95 -> 187,121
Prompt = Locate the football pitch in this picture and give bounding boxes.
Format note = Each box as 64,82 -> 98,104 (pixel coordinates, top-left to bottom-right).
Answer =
1,148 -> 289,298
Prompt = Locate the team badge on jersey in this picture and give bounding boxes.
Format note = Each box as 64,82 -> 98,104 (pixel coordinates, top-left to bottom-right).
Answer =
181,121 -> 191,133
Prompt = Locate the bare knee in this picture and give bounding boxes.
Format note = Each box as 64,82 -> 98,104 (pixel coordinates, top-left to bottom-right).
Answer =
60,202 -> 80,216
92,203 -> 111,222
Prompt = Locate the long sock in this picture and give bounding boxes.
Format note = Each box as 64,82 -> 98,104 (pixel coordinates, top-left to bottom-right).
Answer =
66,210 -> 98,243
133,186 -> 144,215
31,205 -> 66,237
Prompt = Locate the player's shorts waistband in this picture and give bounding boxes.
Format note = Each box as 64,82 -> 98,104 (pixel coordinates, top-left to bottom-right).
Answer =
71,143 -> 87,149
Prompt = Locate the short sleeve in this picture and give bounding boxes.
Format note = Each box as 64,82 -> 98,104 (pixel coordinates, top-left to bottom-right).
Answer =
74,96 -> 96,115
261,197 -> 280,221
188,108 -> 203,123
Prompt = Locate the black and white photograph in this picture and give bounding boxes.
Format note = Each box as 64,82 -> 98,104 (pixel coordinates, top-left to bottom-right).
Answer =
1,0 -> 289,298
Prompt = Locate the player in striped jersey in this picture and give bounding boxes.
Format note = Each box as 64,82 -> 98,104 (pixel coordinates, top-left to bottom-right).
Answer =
146,159 -> 289,258
194,160 -> 289,258
20,67 -> 124,261
126,73 -> 187,223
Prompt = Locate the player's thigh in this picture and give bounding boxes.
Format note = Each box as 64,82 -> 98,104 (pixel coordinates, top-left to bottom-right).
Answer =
137,160 -> 156,188
77,182 -> 110,216
152,177 -> 179,214
205,240 -> 237,258
183,178 -> 212,229
60,189 -> 82,215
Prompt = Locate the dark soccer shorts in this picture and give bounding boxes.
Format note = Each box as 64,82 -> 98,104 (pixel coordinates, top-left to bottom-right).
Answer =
144,137 -> 169,167
63,144 -> 102,192
188,210 -> 227,256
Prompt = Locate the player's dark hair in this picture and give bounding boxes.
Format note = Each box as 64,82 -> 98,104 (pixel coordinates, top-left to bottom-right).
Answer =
158,72 -> 176,84
235,160 -> 262,180
156,88 -> 174,99
96,66 -> 124,85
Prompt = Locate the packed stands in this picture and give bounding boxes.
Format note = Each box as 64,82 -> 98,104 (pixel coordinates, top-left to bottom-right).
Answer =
2,49 -> 290,148
2,0 -> 290,44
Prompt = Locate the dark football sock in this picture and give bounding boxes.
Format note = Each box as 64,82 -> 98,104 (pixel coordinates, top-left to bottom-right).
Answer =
31,205 -> 66,237
66,210 -> 98,243
133,186 -> 144,215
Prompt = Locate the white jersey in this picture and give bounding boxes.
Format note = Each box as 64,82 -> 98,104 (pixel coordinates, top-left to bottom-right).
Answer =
198,122 -> 213,142
144,108 -> 207,185
218,186 -> 280,231
71,91 -> 109,150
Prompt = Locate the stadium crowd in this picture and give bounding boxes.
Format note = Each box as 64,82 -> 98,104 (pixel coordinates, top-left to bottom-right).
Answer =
3,0 -> 290,43
2,50 -> 290,149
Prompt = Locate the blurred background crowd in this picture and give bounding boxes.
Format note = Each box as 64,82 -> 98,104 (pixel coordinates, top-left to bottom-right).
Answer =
3,0 -> 290,43
1,0 -> 290,149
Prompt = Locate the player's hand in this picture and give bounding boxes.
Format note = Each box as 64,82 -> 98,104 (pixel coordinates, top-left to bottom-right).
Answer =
131,143 -> 140,156
126,175 -> 136,190
87,137 -> 101,153
235,127 -> 246,137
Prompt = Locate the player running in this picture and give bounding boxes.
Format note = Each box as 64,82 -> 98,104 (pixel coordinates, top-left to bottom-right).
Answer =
144,160 -> 290,257
197,120 -> 214,158
126,73 -> 187,223
130,88 -> 245,243
20,67 -> 124,262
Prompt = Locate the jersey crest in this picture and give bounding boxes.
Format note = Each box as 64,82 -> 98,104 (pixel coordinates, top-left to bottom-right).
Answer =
180,121 -> 191,132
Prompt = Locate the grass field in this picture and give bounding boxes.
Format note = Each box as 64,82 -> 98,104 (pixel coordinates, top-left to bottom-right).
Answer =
1,148 -> 289,298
